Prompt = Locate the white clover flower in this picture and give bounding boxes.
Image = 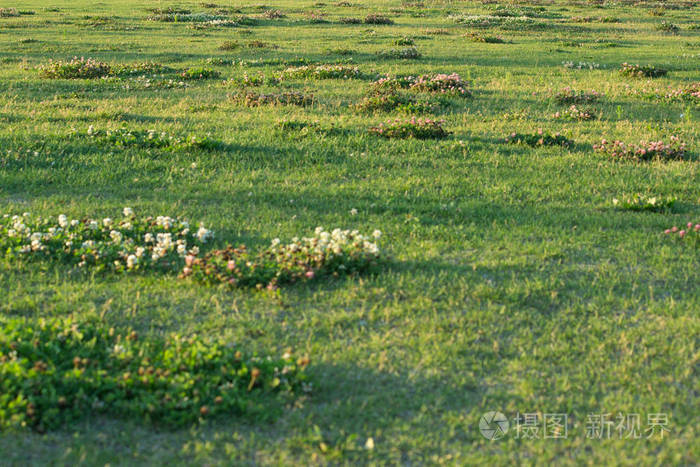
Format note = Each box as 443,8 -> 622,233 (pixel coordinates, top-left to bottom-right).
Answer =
7,229 -> 16,237
315,226 -> 324,235
58,214 -> 68,228
103,218 -> 112,227
135,247 -> 145,257
110,230 -> 123,244
126,255 -> 137,269
71,219 -> 79,227
123,207 -> 134,217
89,221 -> 98,230
350,208 -> 358,215
144,233 -> 154,243
271,238 -> 281,247
177,244 -> 186,255
87,125 -> 95,136
372,230 -> 382,239
196,226 -> 213,243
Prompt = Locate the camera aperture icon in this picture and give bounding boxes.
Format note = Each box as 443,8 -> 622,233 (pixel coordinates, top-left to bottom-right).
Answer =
479,411 -> 509,440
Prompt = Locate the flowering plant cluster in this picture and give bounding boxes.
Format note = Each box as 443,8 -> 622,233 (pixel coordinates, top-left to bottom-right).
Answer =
354,89 -> 445,114
593,137 -> 687,161
0,317 -> 309,431
554,87 -> 601,104
613,194 -> 676,212
0,7 -> 20,17
553,105 -> 597,121
38,58 -> 184,80
226,72 -> 266,87
664,222 -> 700,241
38,57 -> 112,79
655,21 -> 679,33
450,15 -> 541,30
373,73 -> 470,97
186,18 -> 239,29
84,126 -> 222,151
666,83 -> 700,101
178,67 -> 221,80
122,77 -> 188,91
261,9 -> 285,19
394,37 -> 415,46
619,63 -> 668,78
0,209 -> 213,273
339,17 -> 363,24
465,32 -> 505,43
562,61 -> 603,70
378,47 -> 422,60
231,91 -> 314,107
369,117 -> 449,139
147,12 -> 228,22
279,64 -> 362,80
504,130 -> 572,147
364,14 -> 394,24
182,228 -> 382,290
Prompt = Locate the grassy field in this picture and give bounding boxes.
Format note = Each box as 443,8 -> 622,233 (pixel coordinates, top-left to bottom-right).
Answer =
0,0 -> 699,464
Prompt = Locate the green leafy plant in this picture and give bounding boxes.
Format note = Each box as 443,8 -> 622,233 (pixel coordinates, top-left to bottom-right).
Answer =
655,21 -> 679,33
594,137 -> 687,161
613,194 -> 676,212
619,62 -> 668,78
183,228 -> 383,289
504,131 -> 572,147
553,105 -> 597,121
37,57 -> 112,79
0,317 -> 309,431
377,46 -> 421,59
554,87 -> 601,104
231,91 -> 314,107
85,127 -> 223,151
0,209 -> 213,274
178,67 -> 221,80
364,14 -> 393,25
279,64 -> 362,80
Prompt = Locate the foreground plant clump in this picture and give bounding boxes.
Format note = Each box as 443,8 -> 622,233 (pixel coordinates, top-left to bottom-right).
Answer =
613,194 -> 676,212
0,317 -> 309,431
553,87 -> 601,105
369,117 -> 449,139
553,105 -> 597,121
619,62 -> 668,78
1,210 -> 384,289
37,57 -> 112,79
279,64 -> 362,80
183,228 -> 382,289
504,130 -> 572,147
84,126 -> 223,151
231,91 -> 315,107
594,137 -> 687,161
374,73 -> 471,97
0,209 -> 212,273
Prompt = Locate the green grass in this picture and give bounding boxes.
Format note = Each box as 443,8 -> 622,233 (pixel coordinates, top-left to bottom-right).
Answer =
0,0 -> 699,464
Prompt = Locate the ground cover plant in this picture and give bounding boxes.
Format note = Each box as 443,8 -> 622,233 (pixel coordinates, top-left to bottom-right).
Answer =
613,194 -> 676,212
0,0 -> 698,464
0,316 -> 309,431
